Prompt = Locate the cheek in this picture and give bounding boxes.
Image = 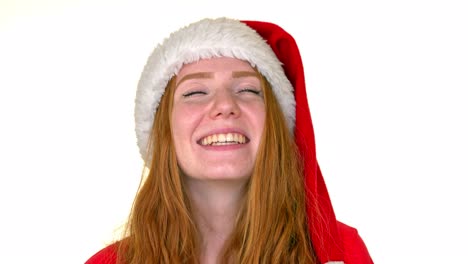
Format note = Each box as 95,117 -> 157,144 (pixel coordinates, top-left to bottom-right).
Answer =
246,103 -> 266,130
171,104 -> 205,141
240,103 -> 266,153
172,102 -> 206,118
172,103 -> 195,127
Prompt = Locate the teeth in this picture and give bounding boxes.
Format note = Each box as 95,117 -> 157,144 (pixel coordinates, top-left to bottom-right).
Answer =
200,133 -> 247,146
218,134 -> 225,142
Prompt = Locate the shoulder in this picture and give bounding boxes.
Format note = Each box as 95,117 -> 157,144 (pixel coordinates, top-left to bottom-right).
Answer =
336,221 -> 374,264
85,243 -> 118,264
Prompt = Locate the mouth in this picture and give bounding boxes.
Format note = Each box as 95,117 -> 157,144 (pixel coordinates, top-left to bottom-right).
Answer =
198,133 -> 249,146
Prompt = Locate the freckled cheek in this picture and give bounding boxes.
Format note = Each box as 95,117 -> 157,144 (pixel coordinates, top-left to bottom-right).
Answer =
172,104 -> 206,135
173,103 -> 197,121
244,103 -> 266,124
173,102 -> 206,115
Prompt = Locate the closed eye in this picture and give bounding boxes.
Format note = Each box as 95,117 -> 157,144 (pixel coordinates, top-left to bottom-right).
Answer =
183,91 -> 207,97
238,88 -> 261,95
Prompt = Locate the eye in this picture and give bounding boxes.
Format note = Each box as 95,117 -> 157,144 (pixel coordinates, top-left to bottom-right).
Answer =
238,88 -> 261,95
182,91 -> 207,97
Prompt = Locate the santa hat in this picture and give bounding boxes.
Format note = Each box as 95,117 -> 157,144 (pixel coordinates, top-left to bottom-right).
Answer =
134,17 -> 345,264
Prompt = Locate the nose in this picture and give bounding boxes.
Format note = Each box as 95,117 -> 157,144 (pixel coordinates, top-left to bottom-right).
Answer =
209,90 -> 240,119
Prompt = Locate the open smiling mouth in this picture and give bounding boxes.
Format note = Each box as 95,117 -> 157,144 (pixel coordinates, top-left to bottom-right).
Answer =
199,133 -> 248,146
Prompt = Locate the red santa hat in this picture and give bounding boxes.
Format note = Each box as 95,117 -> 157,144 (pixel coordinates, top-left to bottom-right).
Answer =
134,17 -> 345,264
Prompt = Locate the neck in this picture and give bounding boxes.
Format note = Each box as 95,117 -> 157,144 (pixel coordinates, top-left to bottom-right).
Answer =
183,177 -> 247,263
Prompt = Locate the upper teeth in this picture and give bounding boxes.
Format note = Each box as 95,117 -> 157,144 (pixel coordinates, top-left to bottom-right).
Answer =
201,133 -> 246,146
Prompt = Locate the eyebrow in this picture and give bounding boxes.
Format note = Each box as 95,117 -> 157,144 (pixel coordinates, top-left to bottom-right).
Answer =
176,72 -> 213,87
232,71 -> 260,78
176,71 -> 260,87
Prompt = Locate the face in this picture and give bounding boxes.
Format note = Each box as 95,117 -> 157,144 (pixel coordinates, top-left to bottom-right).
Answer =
171,57 -> 265,182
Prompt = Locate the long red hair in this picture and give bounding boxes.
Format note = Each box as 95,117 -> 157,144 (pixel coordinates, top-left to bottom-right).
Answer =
118,74 -> 317,263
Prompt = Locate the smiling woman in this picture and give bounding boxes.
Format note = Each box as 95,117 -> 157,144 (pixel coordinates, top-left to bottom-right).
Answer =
85,17 -> 373,264
172,58 -> 265,182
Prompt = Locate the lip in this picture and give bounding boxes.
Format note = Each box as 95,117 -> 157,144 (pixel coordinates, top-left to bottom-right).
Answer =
196,128 -> 250,145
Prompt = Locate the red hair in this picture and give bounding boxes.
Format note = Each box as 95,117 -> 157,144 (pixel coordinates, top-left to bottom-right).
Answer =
118,75 -> 317,263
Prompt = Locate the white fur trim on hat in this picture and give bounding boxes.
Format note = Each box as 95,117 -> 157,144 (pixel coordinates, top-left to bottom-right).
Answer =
135,17 -> 296,158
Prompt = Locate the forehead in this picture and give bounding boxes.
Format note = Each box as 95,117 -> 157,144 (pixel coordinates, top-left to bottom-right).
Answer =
176,57 -> 256,78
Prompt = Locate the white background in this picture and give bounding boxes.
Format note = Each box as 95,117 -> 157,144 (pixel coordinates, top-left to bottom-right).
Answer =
1,0 -> 467,263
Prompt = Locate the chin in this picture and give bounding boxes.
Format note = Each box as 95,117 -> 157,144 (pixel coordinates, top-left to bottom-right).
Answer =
211,168 -> 252,180
185,169 -> 252,182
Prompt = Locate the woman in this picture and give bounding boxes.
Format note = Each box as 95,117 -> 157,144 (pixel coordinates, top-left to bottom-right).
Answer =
86,18 -> 373,263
